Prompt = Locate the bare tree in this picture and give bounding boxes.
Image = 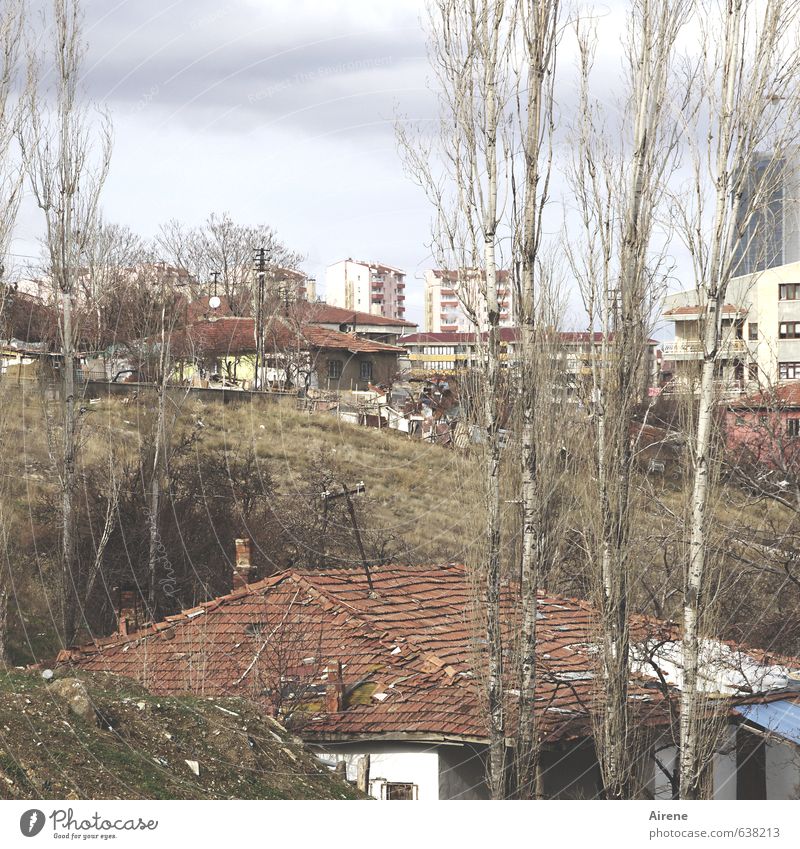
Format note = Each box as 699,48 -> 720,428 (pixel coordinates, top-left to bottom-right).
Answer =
674,0 -> 800,799
20,0 -> 112,643
156,213 -> 302,315
0,0 -> 25,300
567,0 -> 687,798
399,0 -> 515,798
508,0 -> 560,799
0,0 -> 26,665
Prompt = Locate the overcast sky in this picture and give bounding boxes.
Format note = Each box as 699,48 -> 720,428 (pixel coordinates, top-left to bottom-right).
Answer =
12,0 -> 658,328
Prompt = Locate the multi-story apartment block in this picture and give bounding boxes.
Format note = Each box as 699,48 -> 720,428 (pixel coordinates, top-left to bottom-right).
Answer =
325,259 -> 406,320
400,329 -> 659,390
662,260 -> 800,391
663,151 -> 800,393
423,269 -> 514,332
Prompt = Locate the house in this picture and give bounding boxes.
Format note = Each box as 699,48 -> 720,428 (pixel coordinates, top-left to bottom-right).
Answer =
725,381 -> 800,467
661,150 -> 800,394
300,302 -> 417,344
169,315 -> 404,391
325,259 -> 407,321
661,261 -> 800,394
56,560 -> 800,800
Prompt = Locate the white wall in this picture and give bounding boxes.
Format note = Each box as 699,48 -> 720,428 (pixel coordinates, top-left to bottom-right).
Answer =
325,261 -> 349,309
314,742 -> 440,800
765,739 -> 800,799
367,751 -> 439,800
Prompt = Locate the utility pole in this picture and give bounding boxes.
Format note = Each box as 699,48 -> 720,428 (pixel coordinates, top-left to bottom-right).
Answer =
320,481 -> 374,592
253,248 -> 266,391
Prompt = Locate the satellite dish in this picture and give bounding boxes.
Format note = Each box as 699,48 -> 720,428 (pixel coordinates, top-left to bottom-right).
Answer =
209,295 -> 221,310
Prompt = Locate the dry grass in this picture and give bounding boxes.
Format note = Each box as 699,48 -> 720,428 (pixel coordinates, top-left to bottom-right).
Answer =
0,382 -> 484,569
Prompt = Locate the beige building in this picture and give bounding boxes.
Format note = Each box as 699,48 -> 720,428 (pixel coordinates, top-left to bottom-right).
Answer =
325,259 -> 406,320
423,269 -> 514,333
662,260 -> 800,391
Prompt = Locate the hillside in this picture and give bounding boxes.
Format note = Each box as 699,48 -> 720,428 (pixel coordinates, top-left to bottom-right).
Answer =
0,383 -> 480,665
2,381 -> 799,667
0,669 -> 363,800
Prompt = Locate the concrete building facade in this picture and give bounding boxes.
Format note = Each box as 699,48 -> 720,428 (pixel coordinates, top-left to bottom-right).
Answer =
326,259 -> 406,321
423,269 -> 514,333
662,260 -> 800,392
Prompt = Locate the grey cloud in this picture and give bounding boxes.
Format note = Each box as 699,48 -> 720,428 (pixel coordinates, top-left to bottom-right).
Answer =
78,0 -> 434,136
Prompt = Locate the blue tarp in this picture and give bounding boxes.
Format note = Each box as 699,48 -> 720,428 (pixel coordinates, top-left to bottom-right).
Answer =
735,699 -> 800,746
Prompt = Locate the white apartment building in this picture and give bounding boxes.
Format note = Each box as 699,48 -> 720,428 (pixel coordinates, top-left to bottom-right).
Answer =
325,259 -> 406,320
662,260 -> 800,390
423,269 -> 514,333
663,150 -> 800,391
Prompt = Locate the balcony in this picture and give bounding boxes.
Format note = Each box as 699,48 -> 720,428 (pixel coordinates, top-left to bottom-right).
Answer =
661,339 -> 748,360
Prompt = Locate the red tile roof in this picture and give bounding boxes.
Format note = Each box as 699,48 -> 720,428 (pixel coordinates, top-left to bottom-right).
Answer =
170,317 -> 404,358
184,299 -> 415,329
58,564 -> 681,744
299,302 -> 416,328
729,381 -> 800,410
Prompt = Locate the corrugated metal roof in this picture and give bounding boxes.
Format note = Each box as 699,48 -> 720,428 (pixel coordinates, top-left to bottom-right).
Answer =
735,699 -> 800,745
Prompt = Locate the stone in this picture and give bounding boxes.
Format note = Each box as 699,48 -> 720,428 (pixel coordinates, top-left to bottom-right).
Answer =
49,678 -> 97,724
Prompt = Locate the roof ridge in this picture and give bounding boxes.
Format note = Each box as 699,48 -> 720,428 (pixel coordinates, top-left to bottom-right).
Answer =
56,571 -> 294,659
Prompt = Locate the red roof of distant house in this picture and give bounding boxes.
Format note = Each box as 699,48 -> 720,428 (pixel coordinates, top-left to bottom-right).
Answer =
57,564 -> 677,744
185,298 -> 416,329
299,302 -> 417,328
170,316 -> 404,358
663,303 -> 744,317
729,381 -> 800,410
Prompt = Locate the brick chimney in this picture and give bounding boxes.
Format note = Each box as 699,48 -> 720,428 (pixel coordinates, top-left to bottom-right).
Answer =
115,587 -> 139,636
325,660 -> 344,714
233,538 -> 253,589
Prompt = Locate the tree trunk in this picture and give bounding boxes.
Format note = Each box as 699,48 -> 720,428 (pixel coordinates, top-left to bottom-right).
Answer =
61,287 -> 78,644
679,0 -> 742,800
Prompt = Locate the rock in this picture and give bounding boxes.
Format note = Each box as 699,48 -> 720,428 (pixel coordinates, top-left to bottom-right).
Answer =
49,678 -> 97,724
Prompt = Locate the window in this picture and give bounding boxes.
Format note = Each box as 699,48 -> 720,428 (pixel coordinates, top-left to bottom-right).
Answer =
788,418 -> 800,437
748,323 -> 758,341
779,361 -> 800,379
328,359 -> 342,379
779,322 -> 800,339
735,416 -> 745,426
359,360 -> 373,381
383,782 -> 418,800
779,283 -> 800,300
748,362 -> 759,381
